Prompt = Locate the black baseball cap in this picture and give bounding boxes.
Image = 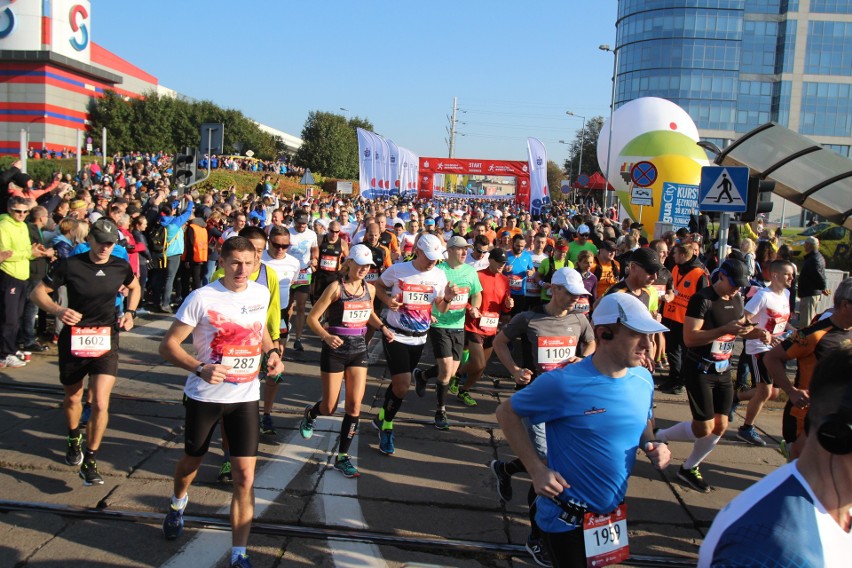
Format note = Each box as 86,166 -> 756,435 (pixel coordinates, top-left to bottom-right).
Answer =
489,247 -> 508,263
90,219 -> 120,244
294,212 -> 310,224
719,259 -> 750,287
630,248 -> 663,274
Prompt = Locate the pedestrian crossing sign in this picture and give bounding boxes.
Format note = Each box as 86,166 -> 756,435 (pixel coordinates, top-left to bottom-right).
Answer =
699,166 -> 749,212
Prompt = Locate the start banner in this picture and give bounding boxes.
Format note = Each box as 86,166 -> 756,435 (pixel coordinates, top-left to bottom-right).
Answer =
418,157 -> 530,207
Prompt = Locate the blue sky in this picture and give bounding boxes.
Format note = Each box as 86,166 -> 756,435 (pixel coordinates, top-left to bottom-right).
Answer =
93,1 -> 618,168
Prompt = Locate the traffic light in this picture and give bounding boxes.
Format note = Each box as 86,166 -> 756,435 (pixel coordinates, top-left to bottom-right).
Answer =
173,148 -> 197,188
742,176 -> 775,223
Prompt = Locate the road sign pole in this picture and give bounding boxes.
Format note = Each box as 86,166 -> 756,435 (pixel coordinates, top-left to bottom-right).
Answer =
718,212 -> 730,263
639,205 -> 643,224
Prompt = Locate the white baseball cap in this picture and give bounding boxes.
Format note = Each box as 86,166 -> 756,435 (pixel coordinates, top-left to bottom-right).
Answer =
417,233 -> 445,261
347,244 -> 376,266
592,293 -> 669,334
550,267 -> 590,296
578,224 -> 590,235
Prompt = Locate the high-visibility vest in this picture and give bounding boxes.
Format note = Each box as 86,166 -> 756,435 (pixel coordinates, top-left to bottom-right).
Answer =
182,224 -> 208,263
662,265 -> 705,323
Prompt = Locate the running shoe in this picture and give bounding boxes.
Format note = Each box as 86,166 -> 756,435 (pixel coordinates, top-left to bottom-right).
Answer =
293,339 -> 304,352
159,305 -> 172,314
448,375 -> 460,395
372,418 -> 395,455
413,367 -> 427,398
79,403 -> 92,427
1,354 -> 26,368
162,506 -> 184,540
299,405 -> 315,439
334,455 -> 360,478
525,536 -> 553,567
231,554 -> 252,568
489,459 -> 513,502
260,414 -> 277,436
677,465 -> 711,493
737,425 -> 766,447
65,433 -> 83,466
79,460 -> 104,486
23,342 -> 48,352
434,410 -> 450,431
457,390 -> 477,407
660,382 -> 685,395
217,460 -> 232,483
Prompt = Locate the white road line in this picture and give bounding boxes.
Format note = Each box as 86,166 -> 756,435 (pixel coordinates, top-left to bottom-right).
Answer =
123,317 -> 173,338
161,426 -> 330,568
319,419 -> 387,568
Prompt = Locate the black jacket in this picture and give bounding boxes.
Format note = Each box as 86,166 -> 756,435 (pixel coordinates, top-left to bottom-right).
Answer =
798,250 -> 827,297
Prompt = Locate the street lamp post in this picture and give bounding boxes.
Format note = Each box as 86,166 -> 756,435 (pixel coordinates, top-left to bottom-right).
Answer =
566,111 -> 586,188
599,44 -> 619,211
340,107 -> 349,119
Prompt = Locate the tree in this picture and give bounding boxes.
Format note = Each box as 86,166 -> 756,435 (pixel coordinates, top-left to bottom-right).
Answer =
564,115 -> 604,182
294,111 -> 374,179
546,160 -> 566,201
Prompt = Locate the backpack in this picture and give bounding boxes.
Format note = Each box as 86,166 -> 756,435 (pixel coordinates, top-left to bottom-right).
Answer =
147,223 -> 166,254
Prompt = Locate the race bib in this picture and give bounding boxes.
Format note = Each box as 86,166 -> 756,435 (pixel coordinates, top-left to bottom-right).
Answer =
574,297 -> 591,314
342,300 -> 371,326
365,269 -> 378,282
526,279 -> 541,294
448,287 -> 470,311
508,274 -> 524,292
293,268 -> 310,286
401,282 -> 434,312
537,336 -> 578,371
710,334 -> 736,361
479,311 -> 499,332
653,284 -> 667,298
766,313 -> 789,335
221,344 -> 262,383
319,254 -> 339,271
583,504 -> 629,568
70,327 -> 111,358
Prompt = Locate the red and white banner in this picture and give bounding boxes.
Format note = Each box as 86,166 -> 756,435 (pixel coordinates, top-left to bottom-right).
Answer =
527,137 -> 550,217
418,157 -> 530,206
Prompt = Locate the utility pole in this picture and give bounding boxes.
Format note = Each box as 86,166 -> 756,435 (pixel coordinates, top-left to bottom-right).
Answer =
447,96 -> 458,158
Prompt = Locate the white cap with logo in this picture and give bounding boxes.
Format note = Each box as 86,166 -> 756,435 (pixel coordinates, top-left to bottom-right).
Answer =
347,244 -> 376,266
417,233 -> 445,261
550,267 -> 590,296
592,293 -> 669,334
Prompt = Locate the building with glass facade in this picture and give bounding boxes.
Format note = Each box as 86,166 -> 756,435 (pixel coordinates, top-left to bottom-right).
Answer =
615,0 -> 852,223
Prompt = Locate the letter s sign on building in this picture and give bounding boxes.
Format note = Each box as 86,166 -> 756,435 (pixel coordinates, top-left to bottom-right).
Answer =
69,3 -> 88,51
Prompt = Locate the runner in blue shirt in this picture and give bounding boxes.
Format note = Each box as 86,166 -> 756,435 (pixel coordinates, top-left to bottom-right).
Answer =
496,293 -> 671,567
504,234 -> 535,314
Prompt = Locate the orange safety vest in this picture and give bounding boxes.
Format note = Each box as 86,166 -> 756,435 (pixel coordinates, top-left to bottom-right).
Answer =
662,265 -> 705,323
182,224 -> 209,263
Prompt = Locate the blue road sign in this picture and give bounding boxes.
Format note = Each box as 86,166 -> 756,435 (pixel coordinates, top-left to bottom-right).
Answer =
699,166 -> 749,213
631,161 -> 657,187
577,174 -> 590,187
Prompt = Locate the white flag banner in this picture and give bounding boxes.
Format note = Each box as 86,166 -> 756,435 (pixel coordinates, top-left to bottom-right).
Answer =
356,128 -> 376,199
367,131 -> 386,198
387,139 -> 400,197
401,147 -> 419,196
527,137 -> 550,217
379,136 -> 391,198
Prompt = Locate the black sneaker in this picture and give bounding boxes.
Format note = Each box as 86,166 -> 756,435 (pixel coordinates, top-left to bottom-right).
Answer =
65,434 -> 83,466
661,382 -> 685,395
79,460 -> 104,486
434,409 -> 449,430
525,536 -> 552,567
413,367 -> 427,398
489,459 -> 513,502
293,339 -> 304,352
260,414 -> 276,436
677,465 -> 711,493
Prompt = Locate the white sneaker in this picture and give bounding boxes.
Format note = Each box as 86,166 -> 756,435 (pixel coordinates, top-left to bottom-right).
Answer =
2,354 -> 26,368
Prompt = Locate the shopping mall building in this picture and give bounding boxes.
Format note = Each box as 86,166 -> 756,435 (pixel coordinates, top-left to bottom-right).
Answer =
0,0 -> 301,156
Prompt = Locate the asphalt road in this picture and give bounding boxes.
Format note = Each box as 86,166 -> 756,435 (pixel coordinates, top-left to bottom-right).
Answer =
0,313 -> 787,567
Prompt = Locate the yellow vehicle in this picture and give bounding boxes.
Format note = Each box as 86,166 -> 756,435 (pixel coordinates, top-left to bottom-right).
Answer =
787,222 -> 852,268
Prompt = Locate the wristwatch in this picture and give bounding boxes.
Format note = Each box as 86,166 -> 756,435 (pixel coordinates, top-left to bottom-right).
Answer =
265,347 -> 282,358
194,363 -> 205,376
126,309 -> 137,317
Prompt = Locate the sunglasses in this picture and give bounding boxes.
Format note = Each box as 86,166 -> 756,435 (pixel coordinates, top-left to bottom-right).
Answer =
473,248 -> 488,254
9,209 -> 28,214
329,230 -> 340,234
270,242 -> 290,249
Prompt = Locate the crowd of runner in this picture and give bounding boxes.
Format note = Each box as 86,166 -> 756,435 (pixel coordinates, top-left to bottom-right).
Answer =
1,153 -> 849,568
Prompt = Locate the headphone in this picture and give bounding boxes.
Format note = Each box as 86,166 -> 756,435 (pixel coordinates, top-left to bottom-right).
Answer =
815,381 -> 852,455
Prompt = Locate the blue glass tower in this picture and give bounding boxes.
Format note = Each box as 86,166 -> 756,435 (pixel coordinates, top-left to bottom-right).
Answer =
615,0 -> 852,158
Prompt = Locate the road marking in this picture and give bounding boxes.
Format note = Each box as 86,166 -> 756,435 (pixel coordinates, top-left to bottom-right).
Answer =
161,425 -> 330,568
123,317 -> 173,338
319,421 -> 387,568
